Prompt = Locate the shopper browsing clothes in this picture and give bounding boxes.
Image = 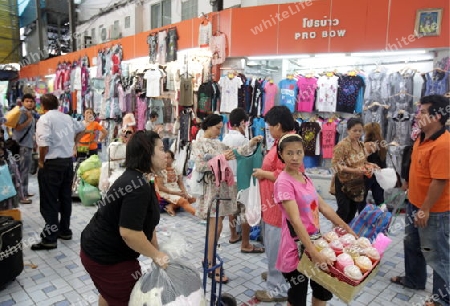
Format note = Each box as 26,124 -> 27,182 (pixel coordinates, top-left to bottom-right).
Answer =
80,130 -> 169,306
32,94 -> 85,250
275,133 -> 356,306
363,122 -> 387,205
331,118 -> 379,223
155,149 -> 196,216
12,93 -> 36,204
252,106 -> 297,303
191,114 -> 263,284
223,107 -> 264,254
390,95 -> 449,306
76,108 -> 107,157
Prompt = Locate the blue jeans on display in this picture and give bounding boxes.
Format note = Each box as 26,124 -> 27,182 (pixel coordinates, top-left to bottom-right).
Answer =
404,202 -> 450,306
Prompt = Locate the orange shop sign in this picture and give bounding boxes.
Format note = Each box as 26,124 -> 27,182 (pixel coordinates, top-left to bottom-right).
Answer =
295,17 -> 346,40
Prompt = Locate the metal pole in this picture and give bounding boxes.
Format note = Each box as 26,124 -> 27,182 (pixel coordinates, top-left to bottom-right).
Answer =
68,0 -> 76,51
35,0 -> 43,61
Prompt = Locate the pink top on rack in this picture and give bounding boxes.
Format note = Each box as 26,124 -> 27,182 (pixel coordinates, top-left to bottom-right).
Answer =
321,121 -> 337,159
263,82 -> 278,115
297,76 -> 318,112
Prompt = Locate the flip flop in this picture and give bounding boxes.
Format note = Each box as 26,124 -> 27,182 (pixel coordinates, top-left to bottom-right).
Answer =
390,276 -> 424,289
208,272 -> 229,284
228,235 -> 242,244
163,207 -> 175,216
241,245 -> 265,253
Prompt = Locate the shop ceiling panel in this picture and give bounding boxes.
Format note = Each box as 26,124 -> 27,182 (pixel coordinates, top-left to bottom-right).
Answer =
276,0 -> 332,55
387,0 -> 450,49
329,0 -> 388,52
228,5 -> 278,57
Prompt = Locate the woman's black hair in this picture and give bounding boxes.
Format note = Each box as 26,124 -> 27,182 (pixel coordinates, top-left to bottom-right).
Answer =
125,130 -> 160,173
277,134 -> 304,163
201,114 -> 223,130
165,149 -> 175,160
264,106 -> 295,132
347,117 -> 364,130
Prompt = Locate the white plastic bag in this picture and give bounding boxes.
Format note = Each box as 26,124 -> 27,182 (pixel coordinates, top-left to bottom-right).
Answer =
98,162 -> 110,192
109,142 -> 126,161
374,168 -> 397,190
245,178 -> 261,227
186,164 -> 204,196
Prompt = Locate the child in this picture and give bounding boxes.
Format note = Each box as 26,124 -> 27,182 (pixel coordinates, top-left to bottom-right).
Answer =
156,150 -> 196,216
274,134 -> 356,306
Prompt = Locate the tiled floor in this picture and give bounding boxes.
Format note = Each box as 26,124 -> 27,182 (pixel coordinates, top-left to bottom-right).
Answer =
0,176 -> 434,306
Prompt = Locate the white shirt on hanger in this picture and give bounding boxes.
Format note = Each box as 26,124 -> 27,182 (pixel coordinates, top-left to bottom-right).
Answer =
316,75 -> 339,112
144,69 -> 162,97
219,76 -> 243,113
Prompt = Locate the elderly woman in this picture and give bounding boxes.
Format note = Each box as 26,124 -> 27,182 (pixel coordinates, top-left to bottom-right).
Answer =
80,130 -> 168,306
191,114 -> 262,284
332,118 -> 379,223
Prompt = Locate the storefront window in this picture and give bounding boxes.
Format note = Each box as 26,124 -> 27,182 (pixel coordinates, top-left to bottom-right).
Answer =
182,0 -> 198,21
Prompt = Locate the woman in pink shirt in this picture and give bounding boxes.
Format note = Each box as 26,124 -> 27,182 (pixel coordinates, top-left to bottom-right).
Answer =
274,134 -> 355,306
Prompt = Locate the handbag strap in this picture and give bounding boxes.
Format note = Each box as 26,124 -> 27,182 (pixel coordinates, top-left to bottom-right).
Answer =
18,124 -> 32,143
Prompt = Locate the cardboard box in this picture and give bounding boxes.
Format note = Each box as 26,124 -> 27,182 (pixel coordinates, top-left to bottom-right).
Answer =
297,254 -> 380,304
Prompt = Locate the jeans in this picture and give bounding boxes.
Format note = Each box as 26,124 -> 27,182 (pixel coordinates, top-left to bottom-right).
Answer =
262,222 -> 288,297
19,146 -> 32,196
37,158 -> 73,243
404,202 -> 450,306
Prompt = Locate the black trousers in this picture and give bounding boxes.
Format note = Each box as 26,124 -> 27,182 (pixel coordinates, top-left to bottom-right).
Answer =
364,176 -> 385,205
37,158 -> 73,243
282,269 -> 332,306
334,176 -> 365,224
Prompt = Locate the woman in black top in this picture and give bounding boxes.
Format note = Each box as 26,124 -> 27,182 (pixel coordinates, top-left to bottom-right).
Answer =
363,122 -> 387,206
80,130 -> 168,306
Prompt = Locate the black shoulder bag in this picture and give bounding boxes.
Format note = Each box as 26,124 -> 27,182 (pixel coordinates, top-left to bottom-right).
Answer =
5,125 -> 32,157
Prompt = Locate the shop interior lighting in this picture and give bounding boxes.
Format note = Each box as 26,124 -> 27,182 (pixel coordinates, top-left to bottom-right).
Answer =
247,55 -> 310,60
350,50 -> 428,57
314,53 -> 347,58
45,74 -> 56,78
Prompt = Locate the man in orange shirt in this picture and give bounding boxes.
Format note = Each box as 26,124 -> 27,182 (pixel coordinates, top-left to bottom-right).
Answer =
391,95 -> 449,306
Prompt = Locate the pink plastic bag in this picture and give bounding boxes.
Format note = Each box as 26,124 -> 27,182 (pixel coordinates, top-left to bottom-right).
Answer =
372,233 -> 392,255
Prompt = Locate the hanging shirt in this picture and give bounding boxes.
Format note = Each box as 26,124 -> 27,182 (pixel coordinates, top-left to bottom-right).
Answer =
166,28 -> 178,63
336,75 -> 365,114
263,82 -> 278,115
198,22 -> 212,47
424,71 -> 449,96
321,121 -> 337,159
179,76 -> 194,106
147,34 -> 158,63
252,117 -> 265,137
297,77 -> 318,112
219,76 -> 243,113
144,69 -> 162,97
210,34 -> 226,65
300,122 -> 321,156
278,79 -> 298,113
315,75 -> 338,112
158,30 -> 167,65
364,70 -> 389,107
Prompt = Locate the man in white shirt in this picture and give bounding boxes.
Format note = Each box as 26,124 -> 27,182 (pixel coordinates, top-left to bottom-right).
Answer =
32,94 -> 85,250
222,108 -> 264,254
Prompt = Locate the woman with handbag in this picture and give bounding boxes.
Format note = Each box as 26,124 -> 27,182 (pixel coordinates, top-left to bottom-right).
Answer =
275,134 -> 356,306
331,118 -> 379,223
76,108 -> 107,157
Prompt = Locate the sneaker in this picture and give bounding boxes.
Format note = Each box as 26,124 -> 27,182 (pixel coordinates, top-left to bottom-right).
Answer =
255,290 -> 287,302
31,241 -> 57,251
58,233 -> 73,240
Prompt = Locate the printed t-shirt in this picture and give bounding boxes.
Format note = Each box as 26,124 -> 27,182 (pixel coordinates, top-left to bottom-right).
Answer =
219,76 -> 243,113
316,76 -> 338,112
297,77 -> 318,112
300,122 -> 321,156
321,121 -> 337,159
278,79 -> 298,113
79,121 -> 103,150
336,75 -> 365,113
274,171 -> 320,273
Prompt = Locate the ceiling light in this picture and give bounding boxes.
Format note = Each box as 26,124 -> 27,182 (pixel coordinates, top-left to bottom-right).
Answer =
350,50 -> 427,57
314,53 -> 347,58
247,55 -> 310,60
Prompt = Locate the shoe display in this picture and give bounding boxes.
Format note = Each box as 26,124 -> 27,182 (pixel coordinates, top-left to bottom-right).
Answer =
31,242 -> 57,251
255,290 -> 287,302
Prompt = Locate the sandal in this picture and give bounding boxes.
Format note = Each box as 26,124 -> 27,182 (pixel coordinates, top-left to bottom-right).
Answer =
163,207 -> 175,216
208,272 -> 229,284
390,276 -> 424,289
241,245 -> 265,253
228,235 -> 242,244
